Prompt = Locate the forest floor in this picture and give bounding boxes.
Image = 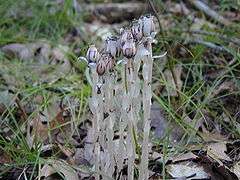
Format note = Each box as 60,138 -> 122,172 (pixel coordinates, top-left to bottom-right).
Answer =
0,0 -> 240,179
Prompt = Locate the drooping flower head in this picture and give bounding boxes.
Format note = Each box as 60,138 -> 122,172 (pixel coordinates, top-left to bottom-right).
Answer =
105,54 -> 115,72
140,14 -> 155,37
96,53 -> 116,75
120,29 -> 136,59
105,36 -> 121,58
120,28 -> 134,47
122,41 -> 136,59
96,54 -> 107,76
131,20 -> 143,42
86,45 -> 99,63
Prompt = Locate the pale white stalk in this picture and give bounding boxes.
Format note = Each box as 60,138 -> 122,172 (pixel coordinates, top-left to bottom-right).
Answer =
93,71 -> 102,180
94,142 -> 100,180
139,38 -> 153,180
132,43 -> 145,132
126,58 -> 136,180
116,66 -> 128,177
104,73 -> 116,176
91,67 -> 107,180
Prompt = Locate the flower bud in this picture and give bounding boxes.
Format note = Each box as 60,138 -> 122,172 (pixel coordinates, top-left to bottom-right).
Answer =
141,15 -> 155,37
96,59 -> 106,76
105,36 -> 121,58
122,41 -> 136,59
120,29 -> 134,46
86,45 -> 99,63
131,20 -> 143,42
105,56 -> 115,72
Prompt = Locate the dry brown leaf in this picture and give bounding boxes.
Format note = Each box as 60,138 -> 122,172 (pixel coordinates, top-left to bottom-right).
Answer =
0,150 -> 12,164
28,107 -> 70,146
40,160 -> 78,180
200,130 -> 229,142
166,161 -> 209,179
212,80 -> 237,97
207,142 -> 232,162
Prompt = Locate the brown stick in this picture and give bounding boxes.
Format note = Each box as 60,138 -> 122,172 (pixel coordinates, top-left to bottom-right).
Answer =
184,29 -> 240,46
186,39 -> 231,53
84,3 -> 147,23
188,0 -> 231,26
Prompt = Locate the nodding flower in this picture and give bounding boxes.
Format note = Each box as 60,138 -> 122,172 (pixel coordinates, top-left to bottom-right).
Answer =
105,55 -> 115,72
122,41 -> 136,59
140,14 -> 155,37
120,29 -> 134,46
131,20 -> 143,42
105,36 -> 121,58
96,54 -> 107,76
86,45 -> 99,63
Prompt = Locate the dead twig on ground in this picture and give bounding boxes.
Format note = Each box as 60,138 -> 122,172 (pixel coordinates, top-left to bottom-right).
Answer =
188,0 -> 231,26
84,3 -> 147,23
184,30 -> 240,46
186,39 -> 231,53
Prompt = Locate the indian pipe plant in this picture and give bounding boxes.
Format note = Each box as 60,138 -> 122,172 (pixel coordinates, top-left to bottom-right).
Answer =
80,14 -> 166,180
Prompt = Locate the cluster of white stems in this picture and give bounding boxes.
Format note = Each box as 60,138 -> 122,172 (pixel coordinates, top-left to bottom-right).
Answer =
80,14 -> 166,180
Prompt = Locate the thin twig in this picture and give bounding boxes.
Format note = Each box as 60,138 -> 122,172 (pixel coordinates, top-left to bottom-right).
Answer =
183,29 -> 240,46
186,39 -> 231,53
188,0 -> 231,26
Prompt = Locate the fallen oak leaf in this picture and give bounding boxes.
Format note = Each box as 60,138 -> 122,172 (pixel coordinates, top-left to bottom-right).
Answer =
195,150 -> 238,180
39,159 -> 78,180
166,161 -> 210,179
28,107 -> 70,146
207,142 -> 232,162
200,130 -> 229,142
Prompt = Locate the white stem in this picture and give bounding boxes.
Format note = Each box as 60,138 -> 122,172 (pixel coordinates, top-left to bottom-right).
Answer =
116,65 -> 128,177
127,59 -> 136,180
139,39 -> 153,180
105,73 -> 116,176
89,68 -> 103,180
